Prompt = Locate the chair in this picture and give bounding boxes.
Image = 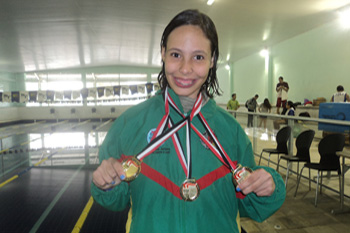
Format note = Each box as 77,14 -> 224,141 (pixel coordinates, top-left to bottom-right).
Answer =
294,133 -> 345,207
276,129 -> 315,188
258,126 -> 291,167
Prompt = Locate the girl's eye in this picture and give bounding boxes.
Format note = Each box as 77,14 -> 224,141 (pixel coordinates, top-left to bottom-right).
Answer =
195,55 -> 204,60
170,53 -> 180,58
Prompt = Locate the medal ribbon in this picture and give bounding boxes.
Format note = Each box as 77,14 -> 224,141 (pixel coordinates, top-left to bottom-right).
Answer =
151,89 -> 202,179
167,92 -> 237,171
169,119 -> 187,175
135,116 -> 188,161
150,87 -> 170,141
132,88 -> 243,199
167,92 -> 202,179
191,116 -> 237,171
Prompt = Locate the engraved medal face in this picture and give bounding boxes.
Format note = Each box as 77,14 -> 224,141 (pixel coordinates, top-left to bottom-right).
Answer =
232,166 -> 252,187
121,157 -> 141,182
180,179 -> 200,201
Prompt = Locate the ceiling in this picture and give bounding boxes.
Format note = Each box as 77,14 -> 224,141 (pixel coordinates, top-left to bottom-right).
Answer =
0,0 -> 350,73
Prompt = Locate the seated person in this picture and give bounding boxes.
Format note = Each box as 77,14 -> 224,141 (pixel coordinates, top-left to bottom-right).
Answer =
273,101 -> 295,130
331,85 -> 350,102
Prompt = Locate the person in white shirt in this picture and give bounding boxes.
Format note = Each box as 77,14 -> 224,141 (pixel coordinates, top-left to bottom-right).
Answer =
276,76 -> 289,114
331,85 -> 350,103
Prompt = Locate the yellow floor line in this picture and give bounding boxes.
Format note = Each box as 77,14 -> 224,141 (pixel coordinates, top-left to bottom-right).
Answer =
0,148 -> 10,154
0,148 -> 65,189
0,175 -> 19,188
34,158 -> 48,166
72,196 -> 94,233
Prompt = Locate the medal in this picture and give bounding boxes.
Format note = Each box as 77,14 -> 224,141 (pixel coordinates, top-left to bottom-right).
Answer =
121,157 -> 141,181
180,179 -> 200,201
232,164 -> 252,187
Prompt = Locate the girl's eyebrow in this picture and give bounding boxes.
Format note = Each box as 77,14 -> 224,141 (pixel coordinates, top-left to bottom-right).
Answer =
167,47 -> 209,55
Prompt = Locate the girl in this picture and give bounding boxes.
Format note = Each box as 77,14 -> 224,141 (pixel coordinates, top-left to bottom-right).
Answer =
258,98 -> 272,128
286,101 -> 295,116
91,9 -> 285,233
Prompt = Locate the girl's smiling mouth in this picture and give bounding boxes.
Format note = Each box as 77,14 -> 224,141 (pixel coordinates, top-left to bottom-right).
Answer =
174,77 -> 196,88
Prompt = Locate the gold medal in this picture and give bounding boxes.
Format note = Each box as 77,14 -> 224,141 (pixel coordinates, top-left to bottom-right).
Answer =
232,164 -> 252,187
121,157 -> 141,181
180,179 -> 200,201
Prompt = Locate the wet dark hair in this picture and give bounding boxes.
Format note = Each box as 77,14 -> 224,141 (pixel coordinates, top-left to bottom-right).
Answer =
157,9 -> 221,98
337,85 -> 344,92
287,101 -> 294,109
263,98 -> 271,109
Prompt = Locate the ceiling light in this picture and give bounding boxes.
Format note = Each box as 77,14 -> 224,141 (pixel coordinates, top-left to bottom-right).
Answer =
259,48 -> 269,57
207,0 -> 215,6
225,64 -> 230,70
339,8 -> 350,29
260,50 -> 268,57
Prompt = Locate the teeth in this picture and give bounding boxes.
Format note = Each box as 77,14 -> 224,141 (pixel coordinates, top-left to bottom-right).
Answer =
176,78 -> 193,86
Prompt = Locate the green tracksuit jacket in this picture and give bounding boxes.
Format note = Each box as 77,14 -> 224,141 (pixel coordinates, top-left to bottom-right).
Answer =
91,89 -> 286,233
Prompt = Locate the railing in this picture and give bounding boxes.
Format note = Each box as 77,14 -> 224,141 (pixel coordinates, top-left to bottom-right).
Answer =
227,109 -> 350,199
227,109 -> 350,156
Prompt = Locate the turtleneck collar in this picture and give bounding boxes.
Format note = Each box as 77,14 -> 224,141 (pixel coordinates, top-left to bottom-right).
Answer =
178,92 -> 209,114
161,88 -> 214,118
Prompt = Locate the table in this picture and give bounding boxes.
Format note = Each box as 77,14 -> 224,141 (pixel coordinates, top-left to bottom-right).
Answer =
331,151 -> 350,214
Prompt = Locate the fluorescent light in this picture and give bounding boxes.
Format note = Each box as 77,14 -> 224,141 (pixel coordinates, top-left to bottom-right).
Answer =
259,49 -> 269,57
207,0 -> 215,6
339,8 -> 350,29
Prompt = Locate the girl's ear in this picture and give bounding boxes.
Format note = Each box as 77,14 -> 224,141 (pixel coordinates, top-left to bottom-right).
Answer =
210,52 -> 215,68
161,46 -> 166,62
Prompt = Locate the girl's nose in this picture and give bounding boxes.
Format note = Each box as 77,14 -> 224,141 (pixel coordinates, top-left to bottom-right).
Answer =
179,59 -> 193,74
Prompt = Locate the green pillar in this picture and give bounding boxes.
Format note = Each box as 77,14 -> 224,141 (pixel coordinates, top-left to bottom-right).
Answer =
84,132 -> 90,165
82,73 -> 87,106
229,62 -> 234,94
82,73 -> 86,88
267,55 -> 274,102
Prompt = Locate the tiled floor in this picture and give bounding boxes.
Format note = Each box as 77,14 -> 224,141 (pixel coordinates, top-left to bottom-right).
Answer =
241,168 -> 350,233
241,127 -> 350,233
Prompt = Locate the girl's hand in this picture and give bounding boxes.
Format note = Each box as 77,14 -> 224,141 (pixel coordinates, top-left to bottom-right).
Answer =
237,168 -> 275,196
92,157 -> 126,190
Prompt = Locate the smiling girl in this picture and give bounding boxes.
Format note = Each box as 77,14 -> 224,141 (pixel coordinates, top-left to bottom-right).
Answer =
91,9 -> 286,233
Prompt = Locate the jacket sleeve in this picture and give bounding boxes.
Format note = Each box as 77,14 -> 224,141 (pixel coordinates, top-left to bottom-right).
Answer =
237,166 -> 286,222
90,116 -> 131,211
91,182 -> 131,211
235,127 -> 286,222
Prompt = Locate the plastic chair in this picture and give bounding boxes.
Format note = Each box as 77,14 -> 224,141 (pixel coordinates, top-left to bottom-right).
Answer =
294,133 -> 345,207
276,129 -> 315,188
258,126 -> 291,167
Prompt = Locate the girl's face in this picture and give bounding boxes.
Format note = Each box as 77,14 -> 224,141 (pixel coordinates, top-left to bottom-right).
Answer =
161,25 -> 213,99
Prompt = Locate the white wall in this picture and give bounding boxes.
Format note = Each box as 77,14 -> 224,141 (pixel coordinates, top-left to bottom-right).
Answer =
0,107 -> 19,123
215,65 -> 231,104
272,19 -> 350,104
232,53 -> 267,104
228,18 -> 350,107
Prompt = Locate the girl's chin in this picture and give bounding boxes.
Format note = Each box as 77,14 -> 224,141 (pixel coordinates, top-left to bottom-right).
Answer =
172,88 -> 198,99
